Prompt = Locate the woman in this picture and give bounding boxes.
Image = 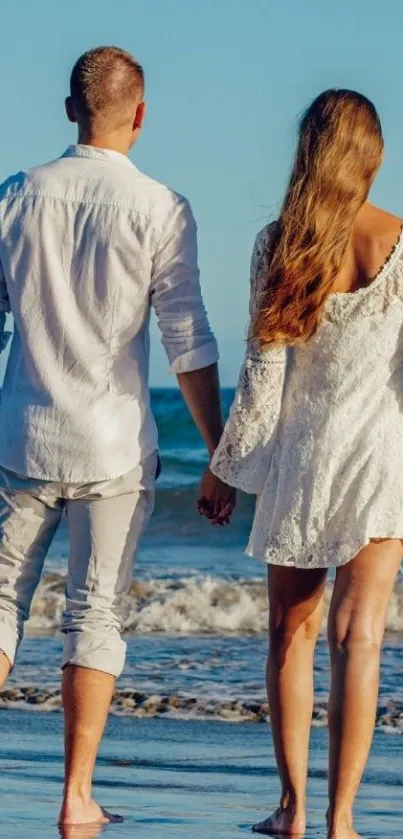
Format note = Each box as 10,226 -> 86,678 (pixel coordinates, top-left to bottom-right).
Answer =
198,89 -> 403,839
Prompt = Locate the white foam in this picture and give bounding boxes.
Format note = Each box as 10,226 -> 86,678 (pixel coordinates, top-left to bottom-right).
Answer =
27,574 -> 403,636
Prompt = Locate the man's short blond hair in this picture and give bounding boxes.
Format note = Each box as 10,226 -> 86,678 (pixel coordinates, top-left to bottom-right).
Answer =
70,46 -> 144,131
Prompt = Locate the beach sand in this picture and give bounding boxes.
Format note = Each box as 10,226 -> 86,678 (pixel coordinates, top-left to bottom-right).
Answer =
0,710 -> 401,839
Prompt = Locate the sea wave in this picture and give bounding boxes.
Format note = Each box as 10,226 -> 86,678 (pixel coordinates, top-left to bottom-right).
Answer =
0,685 -> 402,732
28,573 -> 403,635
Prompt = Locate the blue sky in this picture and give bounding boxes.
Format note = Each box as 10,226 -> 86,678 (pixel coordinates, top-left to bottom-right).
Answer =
1,0 -> 403,385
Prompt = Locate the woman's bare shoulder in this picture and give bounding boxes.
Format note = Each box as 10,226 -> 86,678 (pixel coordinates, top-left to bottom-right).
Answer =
354,203 -> 403,276
366,203 -> 402,232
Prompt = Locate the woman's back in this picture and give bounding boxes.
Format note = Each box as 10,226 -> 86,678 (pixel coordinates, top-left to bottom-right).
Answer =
212,208 -> 403,567
331,202 -> 402,294
251,210 -> 403,567
211,90 -> 403,568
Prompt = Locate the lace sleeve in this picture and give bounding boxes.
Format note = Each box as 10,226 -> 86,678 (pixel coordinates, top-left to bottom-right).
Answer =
211,225 -> 287,495
0,260 -> 11,354
248,224 -> 275,320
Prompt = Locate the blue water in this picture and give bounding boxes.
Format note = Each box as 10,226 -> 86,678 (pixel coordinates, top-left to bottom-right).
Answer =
2,388 -> 403,725
45,388 -> 258,580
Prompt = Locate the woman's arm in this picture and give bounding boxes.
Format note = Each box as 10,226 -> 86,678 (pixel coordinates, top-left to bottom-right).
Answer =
0,261 -> 10,354
202,225 -> 287,499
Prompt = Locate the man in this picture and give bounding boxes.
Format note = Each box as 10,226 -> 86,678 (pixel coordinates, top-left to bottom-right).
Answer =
0,46 -> 234,825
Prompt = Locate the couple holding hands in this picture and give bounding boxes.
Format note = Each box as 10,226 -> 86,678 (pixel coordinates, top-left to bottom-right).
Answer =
0,44 -> 401,839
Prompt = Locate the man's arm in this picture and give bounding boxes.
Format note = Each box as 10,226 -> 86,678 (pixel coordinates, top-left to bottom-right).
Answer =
151,197 -> 221,452
178,363 -> 236,524
176,363 -> 222,457
151,197 -> 235,523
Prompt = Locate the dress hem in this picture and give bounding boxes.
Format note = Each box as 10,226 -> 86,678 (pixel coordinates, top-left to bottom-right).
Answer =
245,533 -> 403,569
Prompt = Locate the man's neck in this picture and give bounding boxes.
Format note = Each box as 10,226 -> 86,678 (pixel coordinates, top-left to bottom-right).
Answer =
77,131 -> 132,156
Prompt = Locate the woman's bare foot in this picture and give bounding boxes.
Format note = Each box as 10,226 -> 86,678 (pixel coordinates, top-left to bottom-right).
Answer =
252,806 -> 306,835
59,824 -> 105,839
59,797 -> 124,826
328,832 -> 361,839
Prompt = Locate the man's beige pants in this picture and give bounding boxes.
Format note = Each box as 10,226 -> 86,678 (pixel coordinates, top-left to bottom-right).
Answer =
0,455 -> 156,677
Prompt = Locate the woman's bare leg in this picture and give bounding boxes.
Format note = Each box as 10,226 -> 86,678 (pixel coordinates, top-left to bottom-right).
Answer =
253,565 -> 327,836
327,539 -> 401,839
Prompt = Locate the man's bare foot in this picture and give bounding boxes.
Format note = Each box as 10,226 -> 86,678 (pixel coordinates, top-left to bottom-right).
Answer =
252,806 -> 306,835
59,797 -> 124,826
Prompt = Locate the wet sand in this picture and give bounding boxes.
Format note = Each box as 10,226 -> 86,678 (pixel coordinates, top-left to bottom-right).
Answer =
0,710 -> 401,838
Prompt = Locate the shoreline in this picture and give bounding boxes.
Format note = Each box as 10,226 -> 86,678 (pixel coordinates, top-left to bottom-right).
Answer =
1,685 -> 402,732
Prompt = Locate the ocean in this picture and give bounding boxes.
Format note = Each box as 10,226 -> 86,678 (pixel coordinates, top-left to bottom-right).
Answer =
2,387 -> 403,730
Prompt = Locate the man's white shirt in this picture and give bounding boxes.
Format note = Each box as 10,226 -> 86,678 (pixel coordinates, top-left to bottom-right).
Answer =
0,145 -> 218,482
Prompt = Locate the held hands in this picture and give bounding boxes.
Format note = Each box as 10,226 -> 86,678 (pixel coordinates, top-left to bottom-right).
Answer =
197,467 -> 237,526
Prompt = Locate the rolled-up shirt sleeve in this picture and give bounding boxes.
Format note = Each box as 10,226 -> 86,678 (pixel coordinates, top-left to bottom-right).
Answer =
0,259 -> 11,354
150,198 -> 218,374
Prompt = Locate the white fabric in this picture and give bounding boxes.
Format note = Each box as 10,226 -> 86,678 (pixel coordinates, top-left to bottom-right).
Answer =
212,223 -> 403,568
0,452 -> 157,676
211,226 -> 286,494
0,145 -> 218,482
0,261 -> 11,354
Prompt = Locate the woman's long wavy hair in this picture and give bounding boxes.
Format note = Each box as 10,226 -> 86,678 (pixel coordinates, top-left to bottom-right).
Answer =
253,89 -> 384,347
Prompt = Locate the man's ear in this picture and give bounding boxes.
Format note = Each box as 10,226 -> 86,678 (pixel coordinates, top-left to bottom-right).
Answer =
65,97 -> 77,124
133,101 -> 146,131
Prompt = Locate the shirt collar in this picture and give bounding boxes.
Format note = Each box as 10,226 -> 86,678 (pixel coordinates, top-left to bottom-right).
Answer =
61,144 -> 136,169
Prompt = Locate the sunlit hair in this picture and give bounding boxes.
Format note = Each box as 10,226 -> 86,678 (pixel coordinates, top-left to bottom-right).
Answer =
70,46 -> 144,132
252,89 -> 384,347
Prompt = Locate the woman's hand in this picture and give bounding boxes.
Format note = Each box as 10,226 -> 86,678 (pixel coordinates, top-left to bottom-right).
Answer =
197,468 -> 237,526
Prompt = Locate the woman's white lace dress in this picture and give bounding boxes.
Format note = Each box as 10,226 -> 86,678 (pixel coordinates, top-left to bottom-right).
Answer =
211,224 -> 403,568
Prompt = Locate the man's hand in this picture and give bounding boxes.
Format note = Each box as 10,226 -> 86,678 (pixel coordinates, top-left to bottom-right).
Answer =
176,364 -> 235,524
198,468 -> 237,526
